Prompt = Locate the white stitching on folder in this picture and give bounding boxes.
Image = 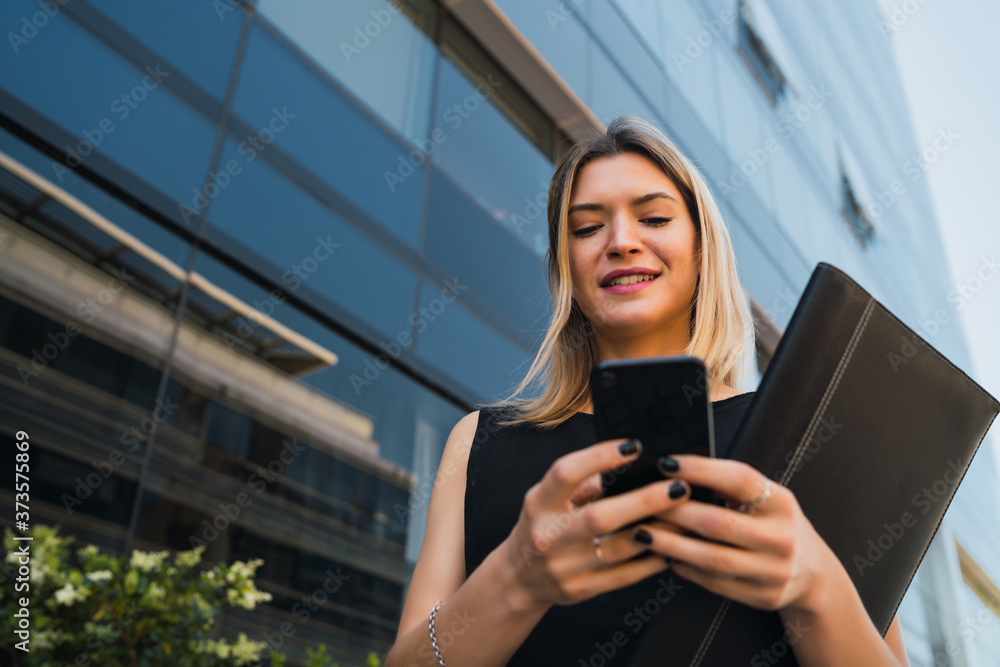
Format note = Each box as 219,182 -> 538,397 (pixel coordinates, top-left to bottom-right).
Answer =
781,298 -> 875,486
686,296 -> 875,667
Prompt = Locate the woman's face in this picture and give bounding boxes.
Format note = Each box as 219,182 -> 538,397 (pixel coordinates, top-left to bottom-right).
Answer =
566,152 -> 701,347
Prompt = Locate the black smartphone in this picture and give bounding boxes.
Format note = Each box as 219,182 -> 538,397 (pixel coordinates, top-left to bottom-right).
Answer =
590,356 -> 719,505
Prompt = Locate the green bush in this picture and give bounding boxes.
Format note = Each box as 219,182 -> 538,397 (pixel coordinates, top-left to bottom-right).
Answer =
1,525 -> 381,667
0,525 -> 275,666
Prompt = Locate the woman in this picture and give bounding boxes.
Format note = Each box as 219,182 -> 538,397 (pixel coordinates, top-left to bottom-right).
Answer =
385,116 -> 908,666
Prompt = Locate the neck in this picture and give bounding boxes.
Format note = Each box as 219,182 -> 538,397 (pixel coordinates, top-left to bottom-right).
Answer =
593,320 -> 691,362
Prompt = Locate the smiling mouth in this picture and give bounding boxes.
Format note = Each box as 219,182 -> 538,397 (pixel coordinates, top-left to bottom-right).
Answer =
601,273 -> 660,288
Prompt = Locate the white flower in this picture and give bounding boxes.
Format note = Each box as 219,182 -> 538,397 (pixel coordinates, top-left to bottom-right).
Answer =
146,582 -> 166,602
129,549 -> 169,572
175,546 -> 204,568
54,583 -> 78,606
85,570 -> 113,583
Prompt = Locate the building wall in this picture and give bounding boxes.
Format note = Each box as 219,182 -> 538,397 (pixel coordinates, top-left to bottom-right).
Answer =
0,1 -> 997,665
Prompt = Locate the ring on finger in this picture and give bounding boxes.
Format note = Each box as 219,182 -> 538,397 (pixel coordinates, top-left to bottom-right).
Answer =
739,478 -> 772,513
594,535 -> 609,568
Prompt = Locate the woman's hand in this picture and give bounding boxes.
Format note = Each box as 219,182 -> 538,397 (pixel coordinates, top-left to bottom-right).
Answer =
501,438 -> 694,611
637,454 -> 837,614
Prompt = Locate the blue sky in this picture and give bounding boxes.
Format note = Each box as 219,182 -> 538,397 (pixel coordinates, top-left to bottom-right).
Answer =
874,0 -> 1000,474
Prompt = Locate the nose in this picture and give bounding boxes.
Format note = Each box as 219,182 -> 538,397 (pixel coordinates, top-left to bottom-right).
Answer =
605,215 -> 642,258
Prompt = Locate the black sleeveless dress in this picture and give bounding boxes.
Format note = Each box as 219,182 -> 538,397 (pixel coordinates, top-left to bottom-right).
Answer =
464,392 -> 755,666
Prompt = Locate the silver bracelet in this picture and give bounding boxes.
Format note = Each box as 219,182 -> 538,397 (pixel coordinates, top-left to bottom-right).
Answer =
428,600 -> 447,666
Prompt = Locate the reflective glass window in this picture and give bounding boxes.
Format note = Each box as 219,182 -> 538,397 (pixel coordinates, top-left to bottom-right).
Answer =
413,279 -> 532,402
493,0 -> 589,95
0,6 -> 217,206
424,170 -> 550,340
230,22 -> 424,247
86,1 -> 244,98
256,0 -> 437,147
202,138 -> 417,343
431,57 -> 553,257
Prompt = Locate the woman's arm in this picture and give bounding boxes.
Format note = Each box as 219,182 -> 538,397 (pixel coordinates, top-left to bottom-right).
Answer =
642,454 -> 908,666
386,414 -> 693,666
385,411 -> 550,667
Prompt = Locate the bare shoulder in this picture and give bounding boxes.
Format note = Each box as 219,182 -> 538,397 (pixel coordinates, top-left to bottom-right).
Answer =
709,381 -> 741,402
394,410 -> 480,640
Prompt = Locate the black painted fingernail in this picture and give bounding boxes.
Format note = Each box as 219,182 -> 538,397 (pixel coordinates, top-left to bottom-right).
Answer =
619,438 -> 641,456
668,481 -> 688,499
658,456 -> 680,474
632,528 -> 653,545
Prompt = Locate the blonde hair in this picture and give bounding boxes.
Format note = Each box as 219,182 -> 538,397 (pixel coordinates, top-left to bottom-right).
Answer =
482,115 -> 753,428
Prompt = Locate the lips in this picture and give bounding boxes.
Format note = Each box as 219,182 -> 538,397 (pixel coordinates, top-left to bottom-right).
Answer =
599,267 -> 661,287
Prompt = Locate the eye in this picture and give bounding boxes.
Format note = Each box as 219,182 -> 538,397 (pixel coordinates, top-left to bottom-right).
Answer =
641,217 -> 673,226
572,225 -> 601,237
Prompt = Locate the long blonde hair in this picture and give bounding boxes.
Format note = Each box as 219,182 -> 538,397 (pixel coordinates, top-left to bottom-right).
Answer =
482,115 -> 753,428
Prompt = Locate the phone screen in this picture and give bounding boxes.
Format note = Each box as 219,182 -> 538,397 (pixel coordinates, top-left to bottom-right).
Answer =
590,356 -> 718,503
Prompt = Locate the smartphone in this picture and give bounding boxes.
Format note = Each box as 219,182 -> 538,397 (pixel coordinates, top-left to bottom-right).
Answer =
590,356 -> 719,505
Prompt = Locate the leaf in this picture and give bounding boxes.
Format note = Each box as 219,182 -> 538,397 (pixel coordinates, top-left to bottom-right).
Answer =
125,569 -> 139,594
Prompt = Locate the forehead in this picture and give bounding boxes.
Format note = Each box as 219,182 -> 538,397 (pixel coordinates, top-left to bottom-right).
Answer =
570,152 -> 681,202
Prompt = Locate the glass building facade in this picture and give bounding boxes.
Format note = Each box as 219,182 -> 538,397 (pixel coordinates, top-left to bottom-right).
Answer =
0,1 -> 996,665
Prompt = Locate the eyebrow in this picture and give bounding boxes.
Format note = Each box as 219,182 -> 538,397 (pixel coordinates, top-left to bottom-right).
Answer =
567,191 -> 678,214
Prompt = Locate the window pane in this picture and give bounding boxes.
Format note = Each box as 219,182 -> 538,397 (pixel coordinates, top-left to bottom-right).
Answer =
425,170 -> 550,341
86,0 -> 244,98
431,57 -> 553,257
414,279 -> 532,402
230,22 -> 424,247
256,0 -> 437,146
0,5 -> 217,206
202,138 -> 417,342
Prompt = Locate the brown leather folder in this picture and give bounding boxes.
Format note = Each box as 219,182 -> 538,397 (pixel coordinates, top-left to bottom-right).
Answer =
629,262 -> 1000,666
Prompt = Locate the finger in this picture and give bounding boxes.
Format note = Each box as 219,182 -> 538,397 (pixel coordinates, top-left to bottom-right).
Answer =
581,527 -> 658,569
569,473 -> 603,508
652,500 -> 768,549
536,438 -> 641,507
570,551 -> 672,600
635,524 -> 784,584
578,478 -> 692,535
669,560 -> 783,610
658,455 -> 783,511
